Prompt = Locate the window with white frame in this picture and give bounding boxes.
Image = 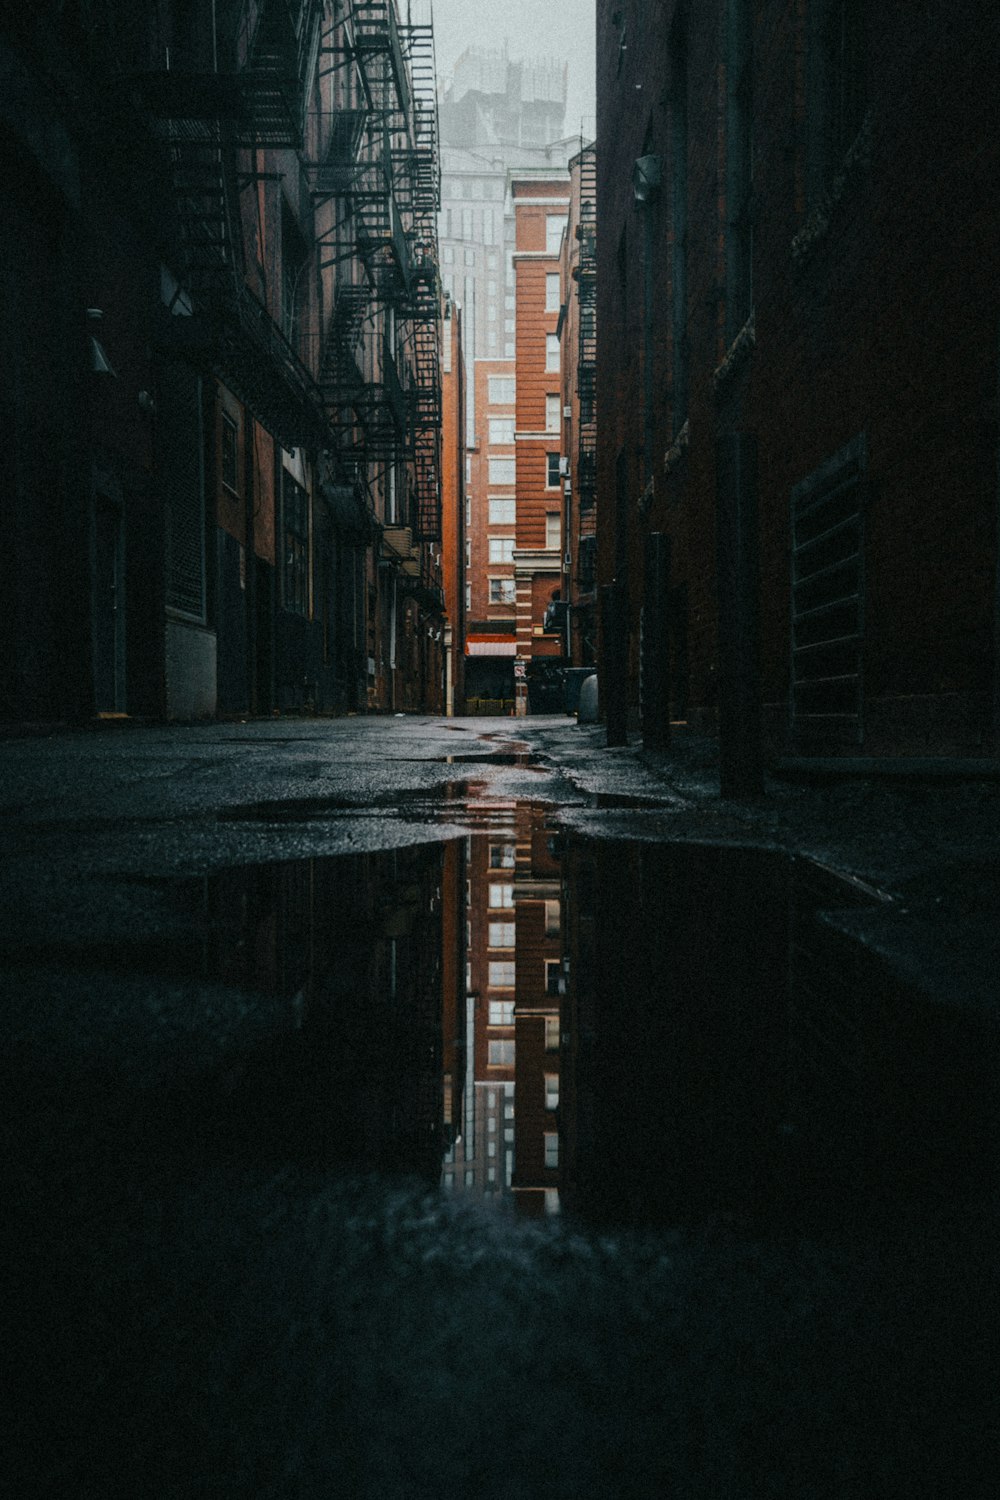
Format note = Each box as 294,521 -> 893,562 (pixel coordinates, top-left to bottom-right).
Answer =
489,417 -> 515,446
489,999 -> 515,1025
490,843 -> 516,868
488,921 -> 515,948
544,1074 -> 559,1110
489,457 -> 516,485
489,537 -> 515,564
488,497 -> 516,526
544,1132 -> 559,1168
546,453 -> 561,488
489,578 -> 516,605
545,215 -> 568,254
489,882 -> 515,908
489,1040 -> 515,1066
545,272 -> 561,312
545,334 -> 560,372
489,376 -> 516,405
545,513 -> 561,551
489,960 -> 516,987
545,394 -> 561,432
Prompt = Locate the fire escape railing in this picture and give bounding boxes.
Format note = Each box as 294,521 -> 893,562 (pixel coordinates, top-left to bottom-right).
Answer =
576,153 -> 597,522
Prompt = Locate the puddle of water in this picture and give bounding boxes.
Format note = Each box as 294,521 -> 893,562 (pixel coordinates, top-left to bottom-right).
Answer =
19,811 -> 995,1230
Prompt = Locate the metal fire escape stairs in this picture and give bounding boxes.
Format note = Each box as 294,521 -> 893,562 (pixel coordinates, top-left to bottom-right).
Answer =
311,3 -> 442,541
575,150 -> 597,520
134,0 -> 329,449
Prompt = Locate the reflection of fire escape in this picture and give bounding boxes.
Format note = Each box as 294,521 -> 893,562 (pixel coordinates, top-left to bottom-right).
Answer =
134,0 -> 329,449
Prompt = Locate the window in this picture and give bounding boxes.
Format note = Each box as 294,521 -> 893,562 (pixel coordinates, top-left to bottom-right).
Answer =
488,1117 -> 497,1133
282,471 -> 309,616
545,272 -> 561,312
545,334 -> 560,372
489,960 -> 515,988
489,999 -> 515,1025
489,1040 -> 515,1066
545,513 -> 561,551
545,216 -> 567,255
488,279 -> 498,297
489,375 -> 515,405
489,578 -> 516,605
488,921 -> 515,948
489,497 -> 516,526
443,245 -> 454,264
490,843 -> 516,869
464,247 -> 476,266
545,1015 -> 560,1051
487,1140 -> 497,1157
489,537 -> 515,564
544,900 -> 561,935
489,417 -> 515,446
545,959 -> 563,997
545,394 -> 561,433
465,583 -> 471,610
544,1074 -> 559,1110
544,1132 -> 559,1169
221,413 -> 239,492
504,318 -> 515,334
546,453 -> 561,488
483,208 -> 496,244
489,457 -> 516,485
489,882 -> 515,908
462,208 -> 474,240
489,304 -> 498,322
504,341 -> 515,358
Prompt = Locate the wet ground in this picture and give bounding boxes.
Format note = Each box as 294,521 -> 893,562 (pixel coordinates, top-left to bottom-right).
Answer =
3,716 -> 999,1497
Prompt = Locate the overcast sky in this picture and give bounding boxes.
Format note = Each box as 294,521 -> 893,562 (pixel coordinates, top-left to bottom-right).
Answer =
428,0 -> 596,140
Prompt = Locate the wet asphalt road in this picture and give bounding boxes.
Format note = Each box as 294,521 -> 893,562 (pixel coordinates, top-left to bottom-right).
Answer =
3,715 -> 998,1498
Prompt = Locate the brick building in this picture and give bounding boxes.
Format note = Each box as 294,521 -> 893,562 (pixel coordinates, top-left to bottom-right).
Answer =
464,357 -> 517,708
1,1 -> 446,724
511,170 -> 573,714
596,2 -> 1000,772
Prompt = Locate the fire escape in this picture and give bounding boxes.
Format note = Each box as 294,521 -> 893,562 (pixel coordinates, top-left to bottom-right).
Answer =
135,0 -> 329,451
311,1 -> 442,605
575,147 -> 597,594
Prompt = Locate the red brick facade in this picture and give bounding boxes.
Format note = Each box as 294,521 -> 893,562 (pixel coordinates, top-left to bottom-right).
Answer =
596,1 -> 1000,761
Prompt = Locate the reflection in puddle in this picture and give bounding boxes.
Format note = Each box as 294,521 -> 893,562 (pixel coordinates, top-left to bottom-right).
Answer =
115,818 -> 993,1227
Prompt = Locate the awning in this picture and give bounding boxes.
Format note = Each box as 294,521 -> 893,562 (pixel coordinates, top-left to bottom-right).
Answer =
466,635 -> 516,657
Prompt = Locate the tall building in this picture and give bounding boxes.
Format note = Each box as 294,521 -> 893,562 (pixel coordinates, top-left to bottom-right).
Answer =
595,1 -> 999,767
511,170 -> 572,715
1,0 -> 445,723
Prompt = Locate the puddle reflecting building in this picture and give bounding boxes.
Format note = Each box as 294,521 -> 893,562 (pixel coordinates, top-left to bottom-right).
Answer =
441,805 -> 563,1214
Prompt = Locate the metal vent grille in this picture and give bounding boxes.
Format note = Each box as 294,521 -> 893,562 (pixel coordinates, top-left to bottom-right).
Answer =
790,434 -> 866,746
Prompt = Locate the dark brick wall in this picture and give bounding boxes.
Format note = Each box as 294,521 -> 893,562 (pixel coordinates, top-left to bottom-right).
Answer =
596,0 -> 1000,753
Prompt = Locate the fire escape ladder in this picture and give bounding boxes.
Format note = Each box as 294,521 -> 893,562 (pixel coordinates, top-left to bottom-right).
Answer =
240,0 -> 319,148
576,149 -> 598,522
352,1 -> 411,123
167,124 -> 243,307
